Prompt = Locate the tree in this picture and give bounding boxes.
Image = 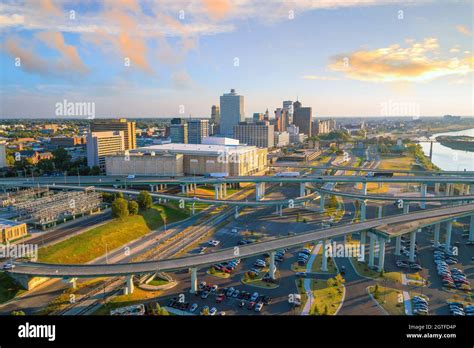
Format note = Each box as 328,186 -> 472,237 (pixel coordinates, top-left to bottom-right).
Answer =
111,198 -> 129,218
128,200 -> 139,215
52,147 -> 72,171
327,277 -> 336,287
137,191 -> 152,210
116,192 -> 124,199
11,310 -> 25,315
90,166 -> 101,175
102,193 -> 115,203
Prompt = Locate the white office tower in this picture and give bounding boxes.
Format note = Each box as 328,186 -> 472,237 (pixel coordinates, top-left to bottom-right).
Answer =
220,89 -> 245,137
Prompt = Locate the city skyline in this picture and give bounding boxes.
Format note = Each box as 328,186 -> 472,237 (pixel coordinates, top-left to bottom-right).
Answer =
1,0 -> 473,118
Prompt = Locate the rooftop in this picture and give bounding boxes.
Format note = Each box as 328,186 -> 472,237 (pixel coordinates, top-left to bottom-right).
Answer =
0,219 -> 24,229
136,142 -> 258,156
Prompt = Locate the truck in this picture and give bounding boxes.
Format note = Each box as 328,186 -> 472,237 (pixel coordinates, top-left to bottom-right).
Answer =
275,171 -> 300,177
366,171 -> 393,178
205,172 -> 229,178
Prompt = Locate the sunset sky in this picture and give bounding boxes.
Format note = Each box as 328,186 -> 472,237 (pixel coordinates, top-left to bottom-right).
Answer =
0,0 -> 473,118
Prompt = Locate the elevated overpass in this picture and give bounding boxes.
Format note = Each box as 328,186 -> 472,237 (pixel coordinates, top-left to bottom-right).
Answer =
8,203 -> 474,294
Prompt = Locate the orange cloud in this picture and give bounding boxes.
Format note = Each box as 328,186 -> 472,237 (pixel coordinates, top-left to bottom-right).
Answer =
329,38 -> 474,82
36,31 -> 89,74
456,25 -> 472,37
2,37 -> 50,74
202,0 -> 231,20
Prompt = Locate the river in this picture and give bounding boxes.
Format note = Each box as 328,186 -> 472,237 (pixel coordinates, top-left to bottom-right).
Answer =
420,128 -> 474,171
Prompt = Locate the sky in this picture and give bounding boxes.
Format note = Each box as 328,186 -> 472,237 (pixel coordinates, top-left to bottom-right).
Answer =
0,0 -> 473,119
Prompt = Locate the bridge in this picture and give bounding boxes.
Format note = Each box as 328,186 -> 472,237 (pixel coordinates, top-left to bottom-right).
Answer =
8,203 -> 474,294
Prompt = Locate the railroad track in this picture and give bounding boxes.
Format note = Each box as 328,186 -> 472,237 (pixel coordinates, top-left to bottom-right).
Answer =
53,185 -> 257,315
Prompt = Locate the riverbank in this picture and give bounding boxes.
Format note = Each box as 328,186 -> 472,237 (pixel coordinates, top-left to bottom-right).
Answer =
436,135 -> 474,152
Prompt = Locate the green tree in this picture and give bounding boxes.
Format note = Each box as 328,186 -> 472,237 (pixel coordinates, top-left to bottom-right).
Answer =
137,190 -> 152,210
128,200 -> 139,215
90,166 -> 101,175
52,147 -> 72,171
11,310 -> 25,316
111,198 -> 129,218
116,192 -> 124,199
102,193 -> 115,203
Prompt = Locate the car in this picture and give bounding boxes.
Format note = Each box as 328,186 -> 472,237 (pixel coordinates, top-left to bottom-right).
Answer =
216,294 -> 225,303
210,285 -> 218,293
198,281 -> 206,290
217,311 -> 226,315
255,303 -> 264,312
190,303 -> 198,312
201,291 -> 210,299
409,264 -> 422,270
2,263 -> 14,270
340,266 -> 346,275
250,292 -> 259,302
232,290 -> 240,298
296,272 -> 308,278
247,301 -> 256,310
239,301 -> 245,308
262,296 -> 272,305
208,240 -> 220,247
200,306 -> 210,315
209,307 -> 217,316
226,287 -> 235,297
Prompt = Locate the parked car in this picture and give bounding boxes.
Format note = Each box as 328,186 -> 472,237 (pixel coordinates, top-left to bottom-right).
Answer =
255,303 -> 264,312
190,303 -> 198,312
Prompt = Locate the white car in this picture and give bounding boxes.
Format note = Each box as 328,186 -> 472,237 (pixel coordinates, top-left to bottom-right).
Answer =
208,240 -> 220,247
209,307 -> 217,316
255,303 -> 264,312
2,263 -> 14,270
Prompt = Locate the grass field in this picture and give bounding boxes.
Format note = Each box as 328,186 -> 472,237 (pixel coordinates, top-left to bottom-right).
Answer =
379,155 -> 416,172
38,204 -> 189,264
303,279 -> 344,315
368,285 -> 405,315
0,273 -> 25,304
351,259 -> 402,283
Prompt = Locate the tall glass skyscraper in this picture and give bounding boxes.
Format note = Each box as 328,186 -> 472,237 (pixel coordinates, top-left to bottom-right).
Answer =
219,89 -> 244,137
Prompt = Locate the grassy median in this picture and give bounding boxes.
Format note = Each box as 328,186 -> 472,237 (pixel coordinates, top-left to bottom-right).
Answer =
0,273 -> 25,304
38,205 -> 189,264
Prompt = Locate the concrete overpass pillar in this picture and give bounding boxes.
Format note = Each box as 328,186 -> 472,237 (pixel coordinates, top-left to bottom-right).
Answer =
359,231 -> 367,262
149,184 -> 154,192
192,202 -> 195,215
124,275 -> 134,295
434,223 -> 440,247
445,220 -> 453,252
377,205 -> 383,219
269,251 -> 276,280
360,200 -> 366,222
368,234 -> 375,268
223,183 -> 227,197
214,184 -> 220,200
395,236 -> 402,256
319,194 -> 326,212
362,182 -> 367,196
181,184 -> 186,194
403,202 -> 410,214
256,183 -> 264,201
299,182 -> 307,197
409,230 -> 417,262
469,215 -> 474,242
279,205 -> 283,217
420,183 -> 427,209
377,237 -> 386,272
190,267 -> 198,294
434,183 -> 440,194
321,239 -> 328,271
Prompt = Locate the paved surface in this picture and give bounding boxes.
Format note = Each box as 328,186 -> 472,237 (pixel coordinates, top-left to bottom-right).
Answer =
8,203 -> 474,278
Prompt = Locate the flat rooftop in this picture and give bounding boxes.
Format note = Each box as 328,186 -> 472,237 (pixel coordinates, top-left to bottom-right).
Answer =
136,143 -> 259,156
0,219 -> 24,229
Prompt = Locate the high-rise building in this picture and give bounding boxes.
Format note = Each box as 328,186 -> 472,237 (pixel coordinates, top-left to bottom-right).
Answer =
87,131 -> 124,169
253,113 -> 264,122
210,105 -> 220,135
211,105 -> 220,125
283,100 -> 293,124
233,121 -> 274,148
0,143 -> 7,168
274,108 -> 289,132
293,100 -> 312,136
169,118 -> 188,144
264,108 -> 270,121
187,119 -> 209,144
90,118 -> 136,150
220,89 -> 244,137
